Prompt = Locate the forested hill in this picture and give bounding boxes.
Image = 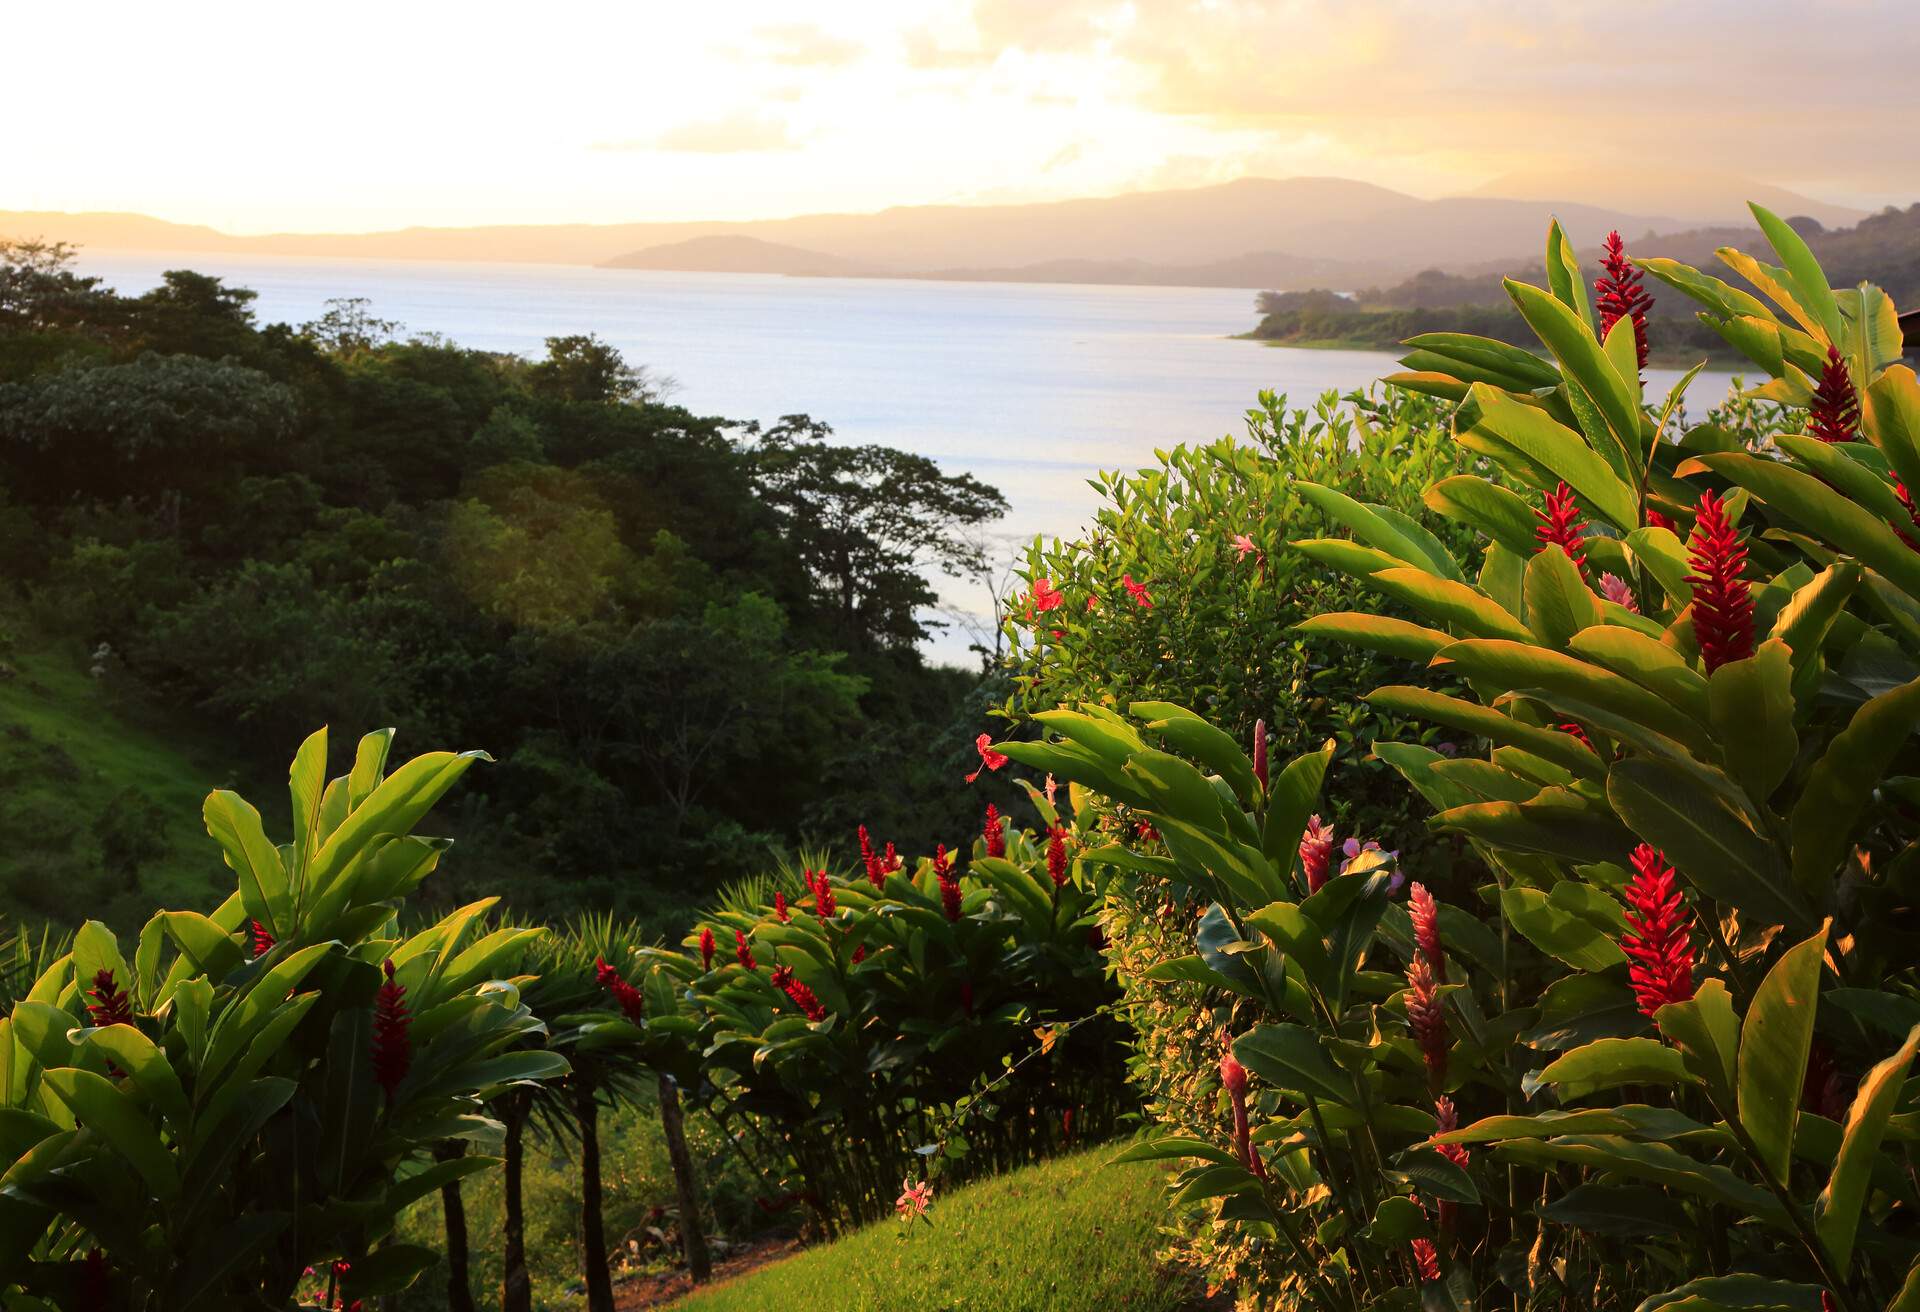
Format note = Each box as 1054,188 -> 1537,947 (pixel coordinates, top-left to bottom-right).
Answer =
0,240 -> 1023,926
1249,201 -> 1920,357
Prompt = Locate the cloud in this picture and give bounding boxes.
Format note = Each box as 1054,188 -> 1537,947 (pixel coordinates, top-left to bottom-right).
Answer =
757,23 -> 863,67
597,111 -> 801,155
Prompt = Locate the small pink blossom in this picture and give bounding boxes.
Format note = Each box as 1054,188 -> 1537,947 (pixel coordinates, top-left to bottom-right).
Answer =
896,1177 -> 934,1223
1231,533 -> 1259,562
965,733 -> 1009,784
1598,571 -> 1640,614
1045,773 -> 1058,806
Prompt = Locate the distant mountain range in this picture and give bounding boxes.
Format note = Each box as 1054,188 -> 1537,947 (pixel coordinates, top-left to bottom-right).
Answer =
0,173 -> 1872,292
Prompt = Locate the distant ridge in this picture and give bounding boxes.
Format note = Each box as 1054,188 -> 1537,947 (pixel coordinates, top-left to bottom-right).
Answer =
0,172 -> 1871,292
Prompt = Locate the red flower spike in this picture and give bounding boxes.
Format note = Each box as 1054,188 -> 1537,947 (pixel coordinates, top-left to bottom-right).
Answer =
250,920 -> 275,959
773,891 -> 790,923
1299,815 -> 1336,894
85,969 -> 134,1029
1046,826 -> 1069,889
1646,508 -> 1675,531
983,804 -> 1005,859
1685,489 -> 1754,672
859,825 -> 885,887
1598,572 -> 1639,613
372,959 -> 411,1102
814,875 -> 836,922
1808,346 -> 1860,444
1406,955 -> 1448,1093
699,927 -> 715,972
1895,481 -> 1920,552
1621,844 -> 1697,1019
883,842 -> 901,875
1408,882 -> 1446,985
1251,718 -> 1268,791
965,733 -> 1009,784
936,845 -> 963,922
1534,480 -> 1590,580
851,944 -> 866,964
769,966 -> 828,1022
1595,229 -> 1654,371
1412,1237 -> 1442,1284
1558,721 -> 1593,752
1217,1048 -> 1265,1179
735,930 -> 757,971
595,956 -> 645,1025
1432,1096 -> 1468,1169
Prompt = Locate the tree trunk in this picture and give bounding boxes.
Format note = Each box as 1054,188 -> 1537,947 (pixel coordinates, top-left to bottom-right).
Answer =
501,1090 -> 533,1312
657,1073 -> 712,1283
576,1071 -> 615,1312
435,1141 -> 477,1312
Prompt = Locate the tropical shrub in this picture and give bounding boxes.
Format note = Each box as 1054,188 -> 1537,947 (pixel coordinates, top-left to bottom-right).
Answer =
596,789 -> 1129,1232
1002,387 -> 1481,879
1015,211 -> 1920,1312
0,727 -> 568,1310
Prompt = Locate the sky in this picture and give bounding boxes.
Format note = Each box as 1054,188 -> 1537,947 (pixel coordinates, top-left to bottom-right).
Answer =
7,0 -> 1917,233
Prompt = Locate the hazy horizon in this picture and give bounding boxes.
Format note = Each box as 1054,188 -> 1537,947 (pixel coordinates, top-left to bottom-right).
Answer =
10,0 -> 1917,235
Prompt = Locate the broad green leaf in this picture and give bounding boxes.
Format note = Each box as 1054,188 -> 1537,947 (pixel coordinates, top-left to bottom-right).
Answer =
1137,709 -> 1259,807
1752,203 -> 1842,344
1640,257 -> 1778,324
1295,613 -> 1453,662
1534,1037 -> 1690,1099
1538,1182 -> 1692,1237
1261,741 -> 1332,872
1707,640 -> 1798,800
1654,979 -> 1740,1102
1639,1274 -> 1827,1312
1366,686 -> 1604,780
1363,1194 -> 1433,1242
1791,675 -> 1920,900
1816,1022 -> 1920,1269
1439,1105 -> 1702,1146
1607,758 -> 1810,932
1434,639 -> 1708,750
1407,330 -> 1565,388
82,1024 -> 190,1132
1466,381 -> 1639,530
1495,1135 -> 1780,1223
1425,475 -> 1541,558
1291,537 -> 1410,579
40,1068 -> 179,1198
1568,626 -> 1711,723
1234,1024 -> 1353,1107
1366,566 -> 1532,642
347,727 -> 394,809
203,790 -> 289,938
1623,526 -> 1695,608
1865,366 -> 1920,508
1769,561 -> 1862,682
1524,545 -> 1603,650
1501,285 -> 1642,488
306,749 -> 488,901
287,726 -> 328,887
1294,480 -> 1464,581
1738,925 -> 1828,1186
1109,1136 -> 1240,1168
1545,218 -> 1596,330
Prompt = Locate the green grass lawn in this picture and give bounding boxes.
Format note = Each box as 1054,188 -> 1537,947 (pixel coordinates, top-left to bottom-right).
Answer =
0,620 -> 244,928
660,1145 -> 1193,1312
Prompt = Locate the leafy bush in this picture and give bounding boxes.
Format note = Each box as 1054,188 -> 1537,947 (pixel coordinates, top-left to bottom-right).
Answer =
594,788 -> 1129,1232
0,727 -> 568,1309
1016,211 -> 1920,1312
1002,387 -> 1480,883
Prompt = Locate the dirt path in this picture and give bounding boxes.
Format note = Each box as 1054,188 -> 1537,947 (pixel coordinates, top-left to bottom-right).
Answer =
610,1235 -> 805,1310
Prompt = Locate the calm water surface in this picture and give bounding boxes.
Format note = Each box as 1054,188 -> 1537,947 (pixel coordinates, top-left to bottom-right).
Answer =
81,251 -> 1737,663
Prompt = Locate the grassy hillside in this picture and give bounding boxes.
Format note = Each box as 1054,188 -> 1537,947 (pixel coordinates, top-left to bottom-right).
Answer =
0,618 -> 244,927
656,1145 -> 1196,1312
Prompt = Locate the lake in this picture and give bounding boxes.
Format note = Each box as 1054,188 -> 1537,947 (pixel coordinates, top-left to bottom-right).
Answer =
79,251 -> 1738,664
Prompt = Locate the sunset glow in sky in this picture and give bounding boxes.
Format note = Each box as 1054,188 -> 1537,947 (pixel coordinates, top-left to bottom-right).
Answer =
9,0 -> 1916,232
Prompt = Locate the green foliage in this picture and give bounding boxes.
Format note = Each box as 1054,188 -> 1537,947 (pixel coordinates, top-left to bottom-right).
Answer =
1027,212 -> 1920,1312
665,1144 -> 1193,1312
1001,387 -> 1479,879
0,726 -> 569,1309
597,788 -> 1127,1231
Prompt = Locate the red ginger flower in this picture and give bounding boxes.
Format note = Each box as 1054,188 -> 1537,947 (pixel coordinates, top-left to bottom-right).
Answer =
1621,844 -> 1697,1019
935,845 -> 962,921
1121,573 -> 1154,609
1685,489 -> 1754,672
1559,721 -> 1593,751
1432,1096 -> 1467,1169
85,969 -> 134,1028
1595,229 -> 1654,371
699,927 -> 715,972
773,891 -> 791,923
983,804 -> 1005,859
250,919 -> 275,958
1299,815 -> 1336,893
1251,718 -> 1268,791
595,956 -> 645,1024
1411,1237 -> 1442,1283
1896,481 -> 1920,552
1408,882 -> 1446,985
851,943 -> 866,964
372,960 -> 411,1102
1534,480 -> 1590,579
859,825 -> 885,887
1646,507 -> 1676,531
1808,346 -> 1860,444
966,733 -> 1009,784
1218,1047 -> 1264,1179
769,966 -> 828,1022
812,872 -> 836,921
1406,955 -> 1448,1092
735,929 -> 757,971
1046,826 -> 1069,889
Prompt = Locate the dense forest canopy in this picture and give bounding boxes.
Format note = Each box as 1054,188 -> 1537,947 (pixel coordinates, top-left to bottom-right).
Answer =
0,239 -> 1017,920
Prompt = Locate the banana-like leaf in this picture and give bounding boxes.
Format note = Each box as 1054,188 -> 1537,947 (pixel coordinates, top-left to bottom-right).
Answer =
1789,674 -> 1920,900
1465,382 -> 1639,530
1737,926 -> 1828,1186
40,1068 -> 179,1198
1366,686 -> 1605,781
1816,1022 -> 1920,1269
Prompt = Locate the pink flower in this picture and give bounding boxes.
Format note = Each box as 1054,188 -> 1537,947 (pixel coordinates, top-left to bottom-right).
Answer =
1121,573 -> 1154,609
1085,593 -> 1099,611
1406,955 -> 1448,1094
1299,815 -> 1336,893
1044,773 -> 1058,806
966,733 -> 1009,784
896,1177 -> 934,1222
372,960 -> 411,1102
1029,577 -> 1065,614
1599,572 -> 1639,613
1251,718 -> 1268,790
1412,1237 -> 1441,1283
1219,1047 -> 1264,1179
1409,882 -> 1446,985
1231,533 -> 1260,563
